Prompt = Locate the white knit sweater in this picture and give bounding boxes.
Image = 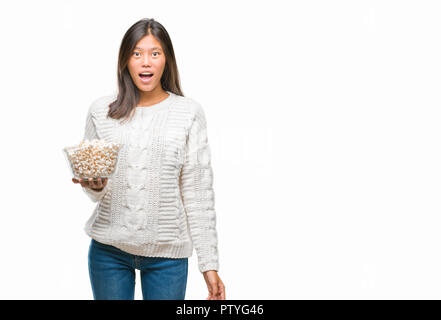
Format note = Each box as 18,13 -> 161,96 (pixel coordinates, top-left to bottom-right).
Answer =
81,91 -> 219,273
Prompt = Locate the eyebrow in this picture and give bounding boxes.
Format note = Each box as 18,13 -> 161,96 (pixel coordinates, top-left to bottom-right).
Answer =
134,46 -> 162,51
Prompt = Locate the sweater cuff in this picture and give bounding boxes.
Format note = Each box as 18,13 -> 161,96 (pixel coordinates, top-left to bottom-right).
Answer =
199,262 -> 219,274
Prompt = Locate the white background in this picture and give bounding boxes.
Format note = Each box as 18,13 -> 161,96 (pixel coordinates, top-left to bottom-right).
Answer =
0,0 -> 440,299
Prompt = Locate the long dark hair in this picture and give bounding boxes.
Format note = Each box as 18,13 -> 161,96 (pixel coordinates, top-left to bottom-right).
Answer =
108,18 -> 184,124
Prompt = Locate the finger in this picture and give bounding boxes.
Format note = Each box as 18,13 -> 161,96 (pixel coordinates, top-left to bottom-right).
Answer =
215,282 -> 224,300
206,285 -> 213,300
211,283 -> 219,299
82,178 -> 89,188
72,178 -> 78,183
219,283 -> 226,300
97,177 -> 102,188
89,177 -> 94,187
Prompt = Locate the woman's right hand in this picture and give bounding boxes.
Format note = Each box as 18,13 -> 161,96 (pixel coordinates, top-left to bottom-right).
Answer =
72,177 -> 108,191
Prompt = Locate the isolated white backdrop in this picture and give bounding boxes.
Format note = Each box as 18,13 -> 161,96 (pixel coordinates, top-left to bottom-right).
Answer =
0,0 -> 440,299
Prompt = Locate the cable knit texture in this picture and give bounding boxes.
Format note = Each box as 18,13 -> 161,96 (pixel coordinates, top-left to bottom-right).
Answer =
81,91 -> 219,273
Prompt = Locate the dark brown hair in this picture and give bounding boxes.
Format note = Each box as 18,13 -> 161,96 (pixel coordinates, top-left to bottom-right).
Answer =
108,18 -> 184,124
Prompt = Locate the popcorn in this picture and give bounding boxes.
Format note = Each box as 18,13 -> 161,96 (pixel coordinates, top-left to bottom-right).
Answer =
63,139 -> 122,179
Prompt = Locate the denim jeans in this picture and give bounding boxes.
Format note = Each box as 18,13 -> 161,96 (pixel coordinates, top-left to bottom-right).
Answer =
88,238 -> 188,300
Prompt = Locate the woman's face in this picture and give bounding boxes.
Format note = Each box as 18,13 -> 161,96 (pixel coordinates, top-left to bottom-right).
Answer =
127,34 -> 166,93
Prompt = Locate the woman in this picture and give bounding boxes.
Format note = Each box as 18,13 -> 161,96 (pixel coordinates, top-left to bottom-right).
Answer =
72,18 -> 225,300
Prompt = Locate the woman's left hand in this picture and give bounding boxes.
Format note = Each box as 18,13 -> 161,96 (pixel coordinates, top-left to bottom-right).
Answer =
203,270 -> 226,300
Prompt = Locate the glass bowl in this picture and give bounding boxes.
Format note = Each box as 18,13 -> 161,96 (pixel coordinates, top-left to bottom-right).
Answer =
63,139 -> 122,180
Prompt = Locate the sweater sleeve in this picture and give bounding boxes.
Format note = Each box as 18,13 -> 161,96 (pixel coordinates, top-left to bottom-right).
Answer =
81,106 -> 112,203
179,103 -> 220,273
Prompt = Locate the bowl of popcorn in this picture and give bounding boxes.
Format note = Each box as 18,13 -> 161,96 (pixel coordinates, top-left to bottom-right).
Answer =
63,139 -> 122,180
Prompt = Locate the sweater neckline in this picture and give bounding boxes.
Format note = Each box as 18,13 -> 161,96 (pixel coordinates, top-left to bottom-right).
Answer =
135,91 -> 175,115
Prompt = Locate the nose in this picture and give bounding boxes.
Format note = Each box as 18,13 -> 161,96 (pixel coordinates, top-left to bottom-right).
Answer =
142,53 -> 152,67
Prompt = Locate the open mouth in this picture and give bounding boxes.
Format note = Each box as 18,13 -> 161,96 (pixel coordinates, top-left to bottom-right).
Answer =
138,72 -> 154,84
139,73 -> 154,80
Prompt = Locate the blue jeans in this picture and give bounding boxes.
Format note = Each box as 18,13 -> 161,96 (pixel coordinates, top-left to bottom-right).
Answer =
88,238 -> 188,300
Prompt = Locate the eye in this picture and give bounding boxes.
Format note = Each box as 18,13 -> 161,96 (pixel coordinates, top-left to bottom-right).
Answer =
152,52 -> 160,57
133,52 -> 140,57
